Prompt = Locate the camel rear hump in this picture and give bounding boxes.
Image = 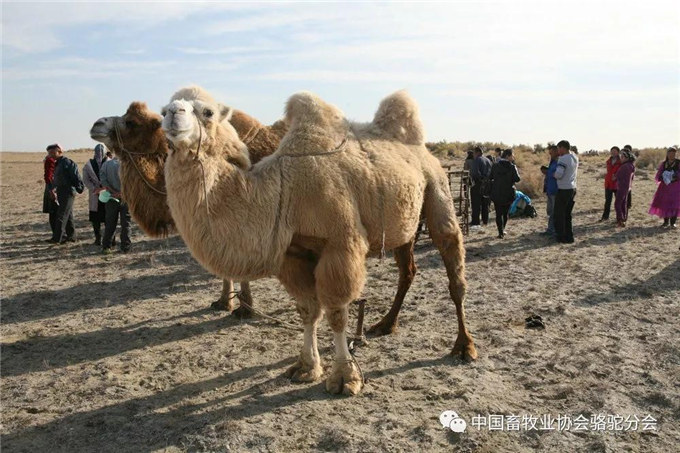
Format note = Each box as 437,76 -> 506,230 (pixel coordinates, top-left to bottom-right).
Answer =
372,90 -> 424,146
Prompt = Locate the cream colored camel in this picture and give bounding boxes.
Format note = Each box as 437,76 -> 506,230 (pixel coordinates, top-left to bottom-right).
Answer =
90,101 -> 421,334
161,86 -> 476,396
89,102 -> 256,315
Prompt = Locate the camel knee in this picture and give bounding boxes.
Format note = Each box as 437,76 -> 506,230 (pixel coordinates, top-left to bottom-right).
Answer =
326,307 -> 348,333
296,299 -> 322,325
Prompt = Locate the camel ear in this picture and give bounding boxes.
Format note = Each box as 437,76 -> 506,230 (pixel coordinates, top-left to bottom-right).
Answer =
218,104 -> 233,122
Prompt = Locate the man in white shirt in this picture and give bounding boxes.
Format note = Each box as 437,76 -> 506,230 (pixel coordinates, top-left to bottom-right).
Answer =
553,140 -> 578,243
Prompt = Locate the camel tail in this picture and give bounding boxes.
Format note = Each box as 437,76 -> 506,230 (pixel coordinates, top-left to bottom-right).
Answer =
372,90 -> 425,146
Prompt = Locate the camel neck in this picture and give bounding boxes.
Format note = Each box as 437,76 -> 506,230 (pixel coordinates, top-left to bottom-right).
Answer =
164,147 -> 291,280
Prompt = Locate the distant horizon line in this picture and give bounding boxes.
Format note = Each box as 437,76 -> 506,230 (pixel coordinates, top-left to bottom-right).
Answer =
2,142 -> 677,154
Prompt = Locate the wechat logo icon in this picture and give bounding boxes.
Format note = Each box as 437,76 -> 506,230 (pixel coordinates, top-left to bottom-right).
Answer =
439,410 -> 467,433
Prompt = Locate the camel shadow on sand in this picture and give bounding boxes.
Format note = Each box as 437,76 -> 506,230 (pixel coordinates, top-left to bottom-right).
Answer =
575,258 -> 679,306
0,265 -> 218,326
0,307 -> 248,378
1,355 -> 458,452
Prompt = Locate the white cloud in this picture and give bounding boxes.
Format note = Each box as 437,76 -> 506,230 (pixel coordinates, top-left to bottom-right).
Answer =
438,87 -> 677,102
3,56 -> 178,81
1,2 -> 247,53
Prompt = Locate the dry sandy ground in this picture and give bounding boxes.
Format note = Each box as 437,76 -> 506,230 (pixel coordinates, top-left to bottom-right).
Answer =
1,150 -> 678,453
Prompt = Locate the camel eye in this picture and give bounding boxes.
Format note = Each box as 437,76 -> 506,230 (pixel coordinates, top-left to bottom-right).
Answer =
204,108 -> 214,119
125,120 -> 136,129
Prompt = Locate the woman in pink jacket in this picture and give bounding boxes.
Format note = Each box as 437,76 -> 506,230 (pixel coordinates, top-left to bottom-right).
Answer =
649,147 -> 680,228
614,151 -> 635,227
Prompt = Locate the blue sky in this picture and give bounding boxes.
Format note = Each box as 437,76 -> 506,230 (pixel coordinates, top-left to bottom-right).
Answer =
2,1 -> 678,152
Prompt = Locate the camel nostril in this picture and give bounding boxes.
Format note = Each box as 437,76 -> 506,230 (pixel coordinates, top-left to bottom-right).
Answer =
94,119 -> 105,127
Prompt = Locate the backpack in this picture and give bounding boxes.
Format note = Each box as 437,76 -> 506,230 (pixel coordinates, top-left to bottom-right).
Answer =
523,204 -> 537,218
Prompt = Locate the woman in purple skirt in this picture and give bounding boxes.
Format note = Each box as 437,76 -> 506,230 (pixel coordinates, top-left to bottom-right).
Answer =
649,147 -> 680,228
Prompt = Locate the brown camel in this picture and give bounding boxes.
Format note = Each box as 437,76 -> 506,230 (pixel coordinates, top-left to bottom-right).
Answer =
90,101 -> 420,334
90,102 -> 255,315
160,86 -> 476,396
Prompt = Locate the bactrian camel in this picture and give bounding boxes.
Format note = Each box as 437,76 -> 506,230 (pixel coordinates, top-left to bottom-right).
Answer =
90,100 -> 423,335
89,102 -> 256,315
160,86 -> 476,396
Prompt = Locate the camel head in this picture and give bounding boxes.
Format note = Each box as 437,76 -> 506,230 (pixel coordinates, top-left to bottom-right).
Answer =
162,86 -> 250,168
90,102 -> 165,158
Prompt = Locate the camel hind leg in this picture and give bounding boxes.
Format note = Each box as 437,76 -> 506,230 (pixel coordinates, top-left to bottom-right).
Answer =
231,281 -> 255,319
367,240 -> 417,336
424,183 -> 478,361
211,279 -> 236,311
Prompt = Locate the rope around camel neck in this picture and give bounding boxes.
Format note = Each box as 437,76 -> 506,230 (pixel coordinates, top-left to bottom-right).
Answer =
113,121 -> 167,196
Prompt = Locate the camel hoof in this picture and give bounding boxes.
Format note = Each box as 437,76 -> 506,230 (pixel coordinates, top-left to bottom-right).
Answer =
451,340 -> 478,362
326,360 -> 364,396
231,304 -> 254,319
367,318 -> 398,336
211,299 -> 234,312
285,358 -> 323,383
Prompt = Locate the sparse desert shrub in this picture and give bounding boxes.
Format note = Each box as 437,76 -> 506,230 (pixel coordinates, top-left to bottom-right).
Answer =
636,148 -> 667,170
516,165 -> 544,199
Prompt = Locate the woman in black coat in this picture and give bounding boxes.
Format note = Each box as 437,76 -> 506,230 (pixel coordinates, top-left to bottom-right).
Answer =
490,149 -> 521,238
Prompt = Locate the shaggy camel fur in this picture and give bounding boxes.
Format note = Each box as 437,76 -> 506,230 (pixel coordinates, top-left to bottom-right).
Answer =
161,86 -> 476,396
89,102 -> 257,315
91,99 -> 422,335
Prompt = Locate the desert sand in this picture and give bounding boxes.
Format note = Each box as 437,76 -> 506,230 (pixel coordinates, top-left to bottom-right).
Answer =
1,150 -> 678,452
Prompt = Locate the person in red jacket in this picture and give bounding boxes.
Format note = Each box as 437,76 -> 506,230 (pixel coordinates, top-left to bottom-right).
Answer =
599,146 -> 621,222
42,146 -> 58,240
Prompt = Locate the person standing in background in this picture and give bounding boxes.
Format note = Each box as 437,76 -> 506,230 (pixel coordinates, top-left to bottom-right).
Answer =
623,144 -> 634,209
613,150 -> 636,227
100,155 -> 132,253
48,144 -> 84,244
42,145 -> 58,241
649,146 -> 680,228
600,146 -> 621,222
82,144 -> 109,245
490,149 -> 521,239
540,144 -> 559,236
553,140 -> 578,244
469,146 -> 492,230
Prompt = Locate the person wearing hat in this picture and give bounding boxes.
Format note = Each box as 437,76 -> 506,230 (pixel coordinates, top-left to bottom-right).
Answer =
649,146 -> 680,228
469,146 -> 492,230
82,144 -> 110,245
100,154 -> 132,253
48,143 -> 84,244
42,145 -> 59,241
613,150 -> 636,227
